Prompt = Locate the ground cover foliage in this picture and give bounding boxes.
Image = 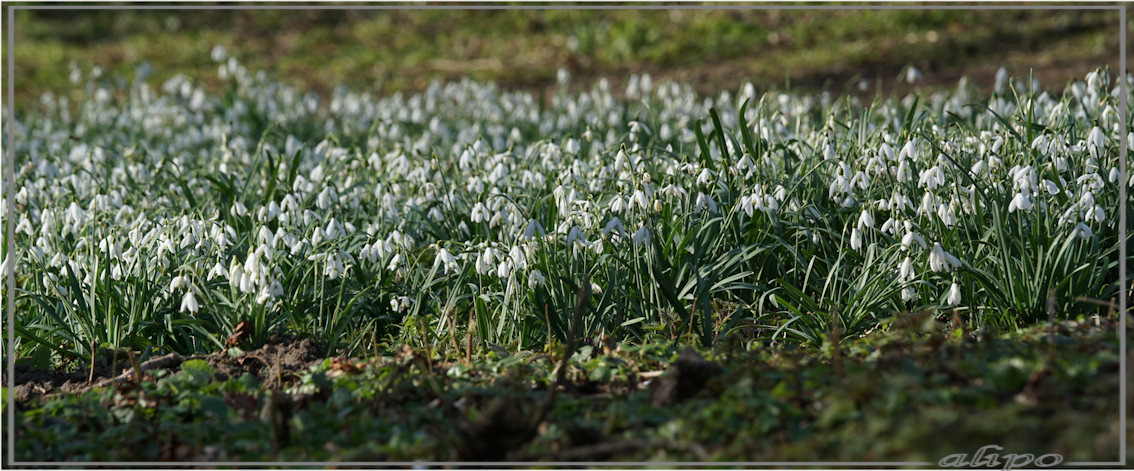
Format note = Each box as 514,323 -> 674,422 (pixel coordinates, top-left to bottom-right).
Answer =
6,319 -> 1126,462
3,48 -> 1131,463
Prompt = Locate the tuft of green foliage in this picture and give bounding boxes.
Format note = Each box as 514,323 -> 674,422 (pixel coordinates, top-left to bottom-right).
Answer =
7,320 -> 1125,462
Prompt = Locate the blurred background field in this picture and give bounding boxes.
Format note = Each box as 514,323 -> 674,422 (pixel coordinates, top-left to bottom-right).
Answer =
4,6 -> 1124,111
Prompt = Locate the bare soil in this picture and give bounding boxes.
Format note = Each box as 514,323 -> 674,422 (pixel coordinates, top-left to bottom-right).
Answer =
8,334 -> 324,408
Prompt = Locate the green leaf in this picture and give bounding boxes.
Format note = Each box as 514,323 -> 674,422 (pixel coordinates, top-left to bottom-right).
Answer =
181,359 -> 214,384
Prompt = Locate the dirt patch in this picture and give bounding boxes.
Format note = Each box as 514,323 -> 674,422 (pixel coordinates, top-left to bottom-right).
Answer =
204,334 -> 324,389
8,335 -> 324,408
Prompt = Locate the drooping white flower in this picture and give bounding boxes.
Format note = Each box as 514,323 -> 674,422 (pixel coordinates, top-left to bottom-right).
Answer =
528,269 -> 546,289
523,219 -> 545,240
268,279 -> 284,298
1042,179 -> 1060,195
475,248 -> 495,276
471,202 -> 489,223
850,228 -> 862,251
899,257 -> 915,282
632,223 -> 651,246
630,190 -> 649,211
170,275 -> 189,291
1007,192 -> 1033,213
435,248 -> 459,274
929,243 -> 961,273
1092,205 -> 1106,223
496,259 -> 513,279
609,194 -> 627,213
901,231 -> 927,250
858,210 -> 875,229
905,66 -> 923,84
508,245 -> 527,271
179,290 -> 199,314
694,192 -> 718,213
1087,125 -> 1106,158
230,201 -> 248,217
207,262 -> 229,281
1074,222 -> 1094,240
602,217 -> 627,240
946,282 -> 962,305
386,253 -> 402,272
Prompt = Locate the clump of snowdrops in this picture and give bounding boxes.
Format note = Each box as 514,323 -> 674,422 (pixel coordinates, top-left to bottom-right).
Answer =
5,48 -> 1130,366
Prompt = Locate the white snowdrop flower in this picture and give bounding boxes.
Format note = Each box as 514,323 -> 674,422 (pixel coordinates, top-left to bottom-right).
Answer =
696,168 -> 715,186
16,217 -> 34,237
901,286 -> 916,302
231,201 -> 248,217
471,202 -> 489,223
630,190 -> 649,211
436,248 -> 459,274
850,228 -> 862,251
609,194 -> 626,213
879,142 -> 896,161
694,192 -> 718,213
1092,205 -> 1106,223
528,270 -> 546,289
387,253 -> 402,272
496,259 -> 513,279
268,279 -> 284,298
523,219 -> 545,240
739,195 -> 755,217
207,262 -> 229,281
1007,192 -> 1033,213
267,200 -> 281,220
947,282 -> 962,305
1108,167 -> 1120,184
632,223 -> 651,246
252,286 -> 270,305
389,296 -> 413,313
929,242 -> 961,273
896,160 -> 911,183
316,186 -> 337,210
971,160 -> 988,176
508,245 -> 527,271
170,275 -> 189,291
880,217 -> 898,236
311,227 -> 324,247
475,249 -> 494,276
899,257 -> 915,281
901,231 -> 927,250
603,217 -> 626,240
1079,190 -> 1096,209
905,66 -> 923,84
1087,125 -> 1105,158
229,260 -> 243,288
858,210 -> 875,229
937,204 -> 958,227
660,184 -> 688,199
179,290 -> 199,314
1043,179 -> 1060,195
211,45 -> 228,62
1074,222 -> 1094,240
590,282 -> 602,295
566,226 -> 588,247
